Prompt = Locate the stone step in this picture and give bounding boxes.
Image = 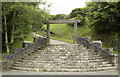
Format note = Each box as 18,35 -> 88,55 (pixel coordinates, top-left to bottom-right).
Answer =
23,57 -> 103,61
31,54 -> 100,57
47,44 -> 83,46
35,48 -> 93,51
47,46 -> 88,48
32,52 -> 99,56
64,58 -> 105,61
46,47 -> 84,50
47,45 -> 84,47
18,57 -> 105,62
11,66 -> 117,72
22,56 -> 104,61
35,49 -> 97,53
12,63 -> 113,69
15,60 -> 109,66
51,46 -> 83,49
29,53 -> 101,57
18,58 -> 106,63
9,43 -> 116,72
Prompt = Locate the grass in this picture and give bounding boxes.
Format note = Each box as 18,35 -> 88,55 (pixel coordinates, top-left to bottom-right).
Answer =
113,51 -> 120,55
0,53 -> 2,61
38,24 -> 119,55
12,32 -> 39,49
51,69 -> 54,72
42,68 -> 47,72
38,24 -> 92,43
2,32 -> 39,60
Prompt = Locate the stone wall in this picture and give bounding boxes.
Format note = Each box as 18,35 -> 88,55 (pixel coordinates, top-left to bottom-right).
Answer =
76,37 -> 118,66
2,37 -> 47,70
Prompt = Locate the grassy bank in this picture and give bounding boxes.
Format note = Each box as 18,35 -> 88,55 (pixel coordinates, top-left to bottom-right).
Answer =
37,24 -> 92,43
12,32 -> 39,49
38,24 -> 120,55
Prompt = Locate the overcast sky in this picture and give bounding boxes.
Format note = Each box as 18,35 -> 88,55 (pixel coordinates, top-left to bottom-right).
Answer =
40,0 -> 88,15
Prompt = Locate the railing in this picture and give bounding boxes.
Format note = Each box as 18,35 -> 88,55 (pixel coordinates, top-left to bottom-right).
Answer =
37,30 -> 115,57
2,36 -> 48,69
36,30 -> 115,57
76,36 -> 118,65
8,36 -> 45,59
76,36 -> 115,57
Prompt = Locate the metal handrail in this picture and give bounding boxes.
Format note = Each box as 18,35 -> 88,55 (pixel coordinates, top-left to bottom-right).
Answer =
77,36 -> 115,57
8,36 -> 45,59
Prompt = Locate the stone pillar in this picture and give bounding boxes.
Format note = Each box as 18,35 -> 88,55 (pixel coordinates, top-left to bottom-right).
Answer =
74,23 -> 77,44
114,54 -> 118,64
93,41 -> 102,47
46,23 -> 50,45
118,55 -> 120,76
22,41 -> 32,48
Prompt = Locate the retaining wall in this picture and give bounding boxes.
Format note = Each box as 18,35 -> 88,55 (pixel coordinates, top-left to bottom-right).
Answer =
2,37 -> 47,70
76,37 -> 118,66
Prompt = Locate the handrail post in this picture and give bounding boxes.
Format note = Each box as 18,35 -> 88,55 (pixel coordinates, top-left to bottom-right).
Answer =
46,22 -> 50,45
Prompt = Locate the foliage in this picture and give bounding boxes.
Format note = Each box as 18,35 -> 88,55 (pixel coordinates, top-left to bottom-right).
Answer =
86,2 -> 120,52
110,33 -> 120,52
2,2 -> 50,53
12,33 -> 39,49
52,14 -> 67,20
86,2 -> 120,34
69,7 -> 87,26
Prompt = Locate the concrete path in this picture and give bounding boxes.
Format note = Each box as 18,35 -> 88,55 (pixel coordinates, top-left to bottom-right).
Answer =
2,70 -> 118,75
32,32 -> 69,44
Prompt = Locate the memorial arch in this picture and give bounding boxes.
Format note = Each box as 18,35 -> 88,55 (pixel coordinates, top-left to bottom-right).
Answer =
44,19 -> 80,44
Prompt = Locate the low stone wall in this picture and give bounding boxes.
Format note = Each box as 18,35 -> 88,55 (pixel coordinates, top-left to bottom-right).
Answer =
76,37 -> 118,66
2,37 -> 47,70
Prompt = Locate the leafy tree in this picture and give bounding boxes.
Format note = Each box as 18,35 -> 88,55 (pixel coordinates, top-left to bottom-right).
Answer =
86,2 -> 120,52
86,2 -> 120,34
2,2 -> 14,53
49,14 -> 69,20
48,15 -> 54,20
53,14 -> 66,20
2,2 -> 50,53
65,14 -> 70,19
69,7 -> 87,26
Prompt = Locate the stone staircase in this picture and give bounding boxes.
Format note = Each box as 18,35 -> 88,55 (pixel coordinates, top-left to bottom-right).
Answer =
10,44 -> 117,72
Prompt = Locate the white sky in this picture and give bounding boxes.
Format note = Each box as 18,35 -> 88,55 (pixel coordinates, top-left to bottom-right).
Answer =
40,0 -> 88,15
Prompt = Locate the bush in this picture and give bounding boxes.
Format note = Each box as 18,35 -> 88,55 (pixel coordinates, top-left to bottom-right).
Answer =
109,33 -> 120,52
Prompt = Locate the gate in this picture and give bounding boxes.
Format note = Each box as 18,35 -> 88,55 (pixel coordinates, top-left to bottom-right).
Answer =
44,19 -> 80,44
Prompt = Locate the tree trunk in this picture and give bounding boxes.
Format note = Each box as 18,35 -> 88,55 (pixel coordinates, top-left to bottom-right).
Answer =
3,6 -> 10,54
11,11 -> 16,43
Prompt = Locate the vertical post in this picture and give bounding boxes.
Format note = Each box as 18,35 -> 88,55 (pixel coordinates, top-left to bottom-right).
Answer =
46,22 -> 50,45
74,23 -> 77,44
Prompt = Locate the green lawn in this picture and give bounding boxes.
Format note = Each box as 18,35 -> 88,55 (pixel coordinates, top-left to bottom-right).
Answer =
37,24 -> 92,43
12,32 -> 39,49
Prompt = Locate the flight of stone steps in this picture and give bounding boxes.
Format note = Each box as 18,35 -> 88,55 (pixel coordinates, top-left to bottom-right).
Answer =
10,44 -> 117,72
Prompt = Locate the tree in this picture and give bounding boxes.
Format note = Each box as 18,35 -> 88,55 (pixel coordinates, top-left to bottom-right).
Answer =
69,7 -> 87,26
86,2 -> 120,34
53,14 -> 66,20
2,2 -> 14,53
2,2 -> 50,53
86,2 -> 120,52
